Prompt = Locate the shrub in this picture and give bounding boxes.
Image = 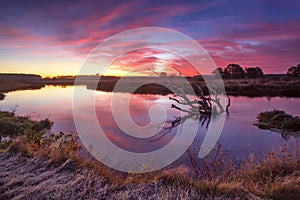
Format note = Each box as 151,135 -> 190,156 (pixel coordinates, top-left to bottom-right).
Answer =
0,111 -> 53,145
0,93 -> 5,100
256,110 -> 300,132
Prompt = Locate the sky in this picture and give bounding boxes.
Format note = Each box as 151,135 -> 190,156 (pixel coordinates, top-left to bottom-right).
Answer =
0,0 -> 300,77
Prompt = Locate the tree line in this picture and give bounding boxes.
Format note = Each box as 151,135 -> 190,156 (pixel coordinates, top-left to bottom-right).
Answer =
287,64 -> 300,78
212,64 -> 300,79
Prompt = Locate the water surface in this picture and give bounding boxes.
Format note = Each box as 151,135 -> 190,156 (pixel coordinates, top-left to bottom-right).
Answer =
1,85 -> 299,165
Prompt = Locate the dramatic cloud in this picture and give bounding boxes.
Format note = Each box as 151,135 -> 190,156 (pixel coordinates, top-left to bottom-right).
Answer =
0,0 -> 299,75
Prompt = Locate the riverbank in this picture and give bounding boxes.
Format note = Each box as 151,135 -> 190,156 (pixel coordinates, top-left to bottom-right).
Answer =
0,81 -> 44,93
0,80 -> 72,100
2,138 -> 300,199
0,111 -> 300,199
88,77 -> 300,97
223,78 -> 300,97
1,77 -> 300,97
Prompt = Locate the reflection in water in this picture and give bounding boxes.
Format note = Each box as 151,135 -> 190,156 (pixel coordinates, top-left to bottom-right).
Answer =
0,85 -> 299,163
95,92 -> 177,153
278,131 -> 300,140
151,113 -> 211,142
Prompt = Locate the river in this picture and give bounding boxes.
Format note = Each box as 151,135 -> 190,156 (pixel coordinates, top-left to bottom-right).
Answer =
1,85 -> 299,168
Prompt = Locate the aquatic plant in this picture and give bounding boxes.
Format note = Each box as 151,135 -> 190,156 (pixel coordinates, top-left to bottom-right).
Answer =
256,110 -> 300,132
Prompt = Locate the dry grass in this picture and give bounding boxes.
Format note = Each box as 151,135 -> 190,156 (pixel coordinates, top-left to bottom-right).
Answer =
1,135 -> 299,199
0,138 -> 207,200
1,111 -> 300,199
186,142 -> 300,199
232,146 -> 300,199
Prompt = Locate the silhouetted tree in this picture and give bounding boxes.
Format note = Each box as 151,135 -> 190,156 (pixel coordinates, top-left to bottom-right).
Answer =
287,64 -> 300,77
212,67 -> 230,79
212,67 -> 223,75
245,67 -> 264,78
224,64 -> 245,79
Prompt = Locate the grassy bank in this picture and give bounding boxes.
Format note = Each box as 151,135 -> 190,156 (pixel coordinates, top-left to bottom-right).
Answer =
2,135 -> 300,199
1,111 -> 300,199
1,76 -> 300,97
223,78 -> 300,97
0,111 -> 53,152
256,110 -> 300,139
87,76 -> 300,97
0,81 -> 44,93
0,111 -> 53,138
